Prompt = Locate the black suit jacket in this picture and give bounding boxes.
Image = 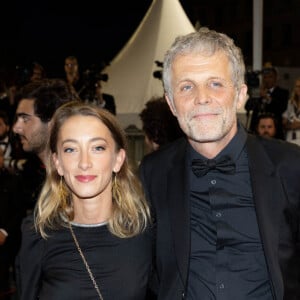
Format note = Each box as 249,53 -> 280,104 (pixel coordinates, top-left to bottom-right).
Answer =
102,93 -> 116,115
139,134 -> 300,300
0,171 -> 24,264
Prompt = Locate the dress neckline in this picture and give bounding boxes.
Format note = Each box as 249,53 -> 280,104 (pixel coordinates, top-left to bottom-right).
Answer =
70,221 -> 108,228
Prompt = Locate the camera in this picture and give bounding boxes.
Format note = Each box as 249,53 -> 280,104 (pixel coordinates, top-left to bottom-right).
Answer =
245,70 -> 262,112
153,60 -> 163,80
79,64 -> 109,101
82,67 -> 108,84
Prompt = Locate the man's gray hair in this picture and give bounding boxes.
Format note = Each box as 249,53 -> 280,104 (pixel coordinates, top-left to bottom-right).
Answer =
162,27 -> 246,101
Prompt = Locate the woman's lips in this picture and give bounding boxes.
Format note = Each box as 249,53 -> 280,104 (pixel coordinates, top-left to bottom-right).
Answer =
75,175 -> 97,182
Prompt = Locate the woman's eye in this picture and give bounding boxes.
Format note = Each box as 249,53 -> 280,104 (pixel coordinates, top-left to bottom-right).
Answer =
64,147 -> 74,153
94,145 -> 105,151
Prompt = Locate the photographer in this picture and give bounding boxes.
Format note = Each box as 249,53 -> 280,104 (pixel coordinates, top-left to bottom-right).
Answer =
81,65 -> 116,115
90,79 -> 116,115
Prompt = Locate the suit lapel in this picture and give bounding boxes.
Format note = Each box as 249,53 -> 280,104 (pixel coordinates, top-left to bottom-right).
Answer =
167,140 -> 190,286
246,136 -> 284,295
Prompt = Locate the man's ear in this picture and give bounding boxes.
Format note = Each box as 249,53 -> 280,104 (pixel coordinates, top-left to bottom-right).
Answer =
236,84 -> 248,110
165,93 -> 177,117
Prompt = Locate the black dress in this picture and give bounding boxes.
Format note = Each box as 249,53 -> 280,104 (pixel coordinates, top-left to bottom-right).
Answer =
16,216 -> 152,300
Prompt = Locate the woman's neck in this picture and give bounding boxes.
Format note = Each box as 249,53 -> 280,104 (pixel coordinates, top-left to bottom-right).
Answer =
72,197 -> 112,225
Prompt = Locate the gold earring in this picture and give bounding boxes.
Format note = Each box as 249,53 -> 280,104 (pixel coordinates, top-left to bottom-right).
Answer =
59,176 -> 66,203
112,172 -> 121,206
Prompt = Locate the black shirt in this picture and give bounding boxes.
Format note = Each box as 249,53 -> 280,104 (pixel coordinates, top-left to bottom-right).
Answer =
186,124 -> 273,299
16,216 -> 152,300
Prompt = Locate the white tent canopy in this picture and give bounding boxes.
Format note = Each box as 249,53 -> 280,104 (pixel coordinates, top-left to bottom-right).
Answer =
102,0 -> 195,128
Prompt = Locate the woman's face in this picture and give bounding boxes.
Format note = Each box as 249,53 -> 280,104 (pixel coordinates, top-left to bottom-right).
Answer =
53,115 -> 125,203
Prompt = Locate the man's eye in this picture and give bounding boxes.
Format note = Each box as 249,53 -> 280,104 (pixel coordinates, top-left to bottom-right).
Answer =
210,81 -> 223,88
182,85 -> 192,91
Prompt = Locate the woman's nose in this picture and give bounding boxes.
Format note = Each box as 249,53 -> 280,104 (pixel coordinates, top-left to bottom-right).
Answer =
78,152 -> 92,170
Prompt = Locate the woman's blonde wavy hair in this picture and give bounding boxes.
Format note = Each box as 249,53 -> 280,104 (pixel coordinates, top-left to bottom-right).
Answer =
35,101 -> 150,239
290,77 -> 300,109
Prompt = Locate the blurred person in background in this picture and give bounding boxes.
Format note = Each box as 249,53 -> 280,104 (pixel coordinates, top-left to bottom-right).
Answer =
282,77 -> 300,145
0,110 -> 25,173
255,112 -> 278,138
64,55 -> 84,100
89,79 -> 116,115
247,67 -> 289,139
29,62 -> 46,83
0,146 -> 24,300
13,79 -> 76,213
139,97 -> 183,153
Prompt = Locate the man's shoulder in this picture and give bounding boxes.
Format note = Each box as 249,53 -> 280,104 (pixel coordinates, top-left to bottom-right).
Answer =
102,93 -> 115,101
141,137 -> 186,166
249,134 -> 300,163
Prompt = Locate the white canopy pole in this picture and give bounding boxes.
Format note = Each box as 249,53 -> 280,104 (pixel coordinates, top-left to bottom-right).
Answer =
253,0 -> 263,71
240,0 -> 263,127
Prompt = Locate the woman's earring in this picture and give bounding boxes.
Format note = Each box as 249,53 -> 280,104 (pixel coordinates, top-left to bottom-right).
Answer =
112,172 -> 121,206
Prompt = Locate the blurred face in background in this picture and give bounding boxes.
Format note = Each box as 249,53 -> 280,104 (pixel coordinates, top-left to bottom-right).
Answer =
262,71 -> 277,89
257,117 -> 276,138
64,57 -> 78,76
294,79 -> 300,97
30,65 -> 44,82
0,117 -> 9,140
13,99 -> 48,154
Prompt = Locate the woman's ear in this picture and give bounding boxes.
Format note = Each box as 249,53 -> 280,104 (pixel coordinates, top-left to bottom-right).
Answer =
113,149 -> 126,173
53,153 -> 64,176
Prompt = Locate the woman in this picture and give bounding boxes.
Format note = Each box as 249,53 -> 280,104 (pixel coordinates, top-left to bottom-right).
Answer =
16,102 -> 152,300
282,77 -> 300,145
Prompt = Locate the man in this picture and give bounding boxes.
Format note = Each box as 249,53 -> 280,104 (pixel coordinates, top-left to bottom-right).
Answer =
90,79 -> 116,115
29,62 -> 46,82
255,113 -> 278,138
0,111 -> 12,162
0,110 -> 26,173
13,78 -> 75,212
139,28 -> 300,299
246,67 -> 289,139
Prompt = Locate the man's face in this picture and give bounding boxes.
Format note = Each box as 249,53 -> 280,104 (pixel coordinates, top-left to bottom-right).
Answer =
30,66 -> 43,82
165,51 -> 247,153
0,117 -> 9,140
257,118 -> 276,138
262,72 -> 277,89
13,99 -> 48,154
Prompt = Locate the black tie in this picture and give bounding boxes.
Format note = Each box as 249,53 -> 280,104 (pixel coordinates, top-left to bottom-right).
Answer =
192,155 -> 236,177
